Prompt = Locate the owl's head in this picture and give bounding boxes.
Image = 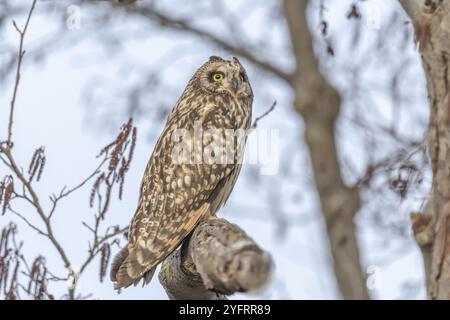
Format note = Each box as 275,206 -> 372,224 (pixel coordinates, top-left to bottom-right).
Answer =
194,56 -> 253,100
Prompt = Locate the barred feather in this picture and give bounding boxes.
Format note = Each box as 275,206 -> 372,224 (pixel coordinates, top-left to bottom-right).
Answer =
110,56 -> 253,289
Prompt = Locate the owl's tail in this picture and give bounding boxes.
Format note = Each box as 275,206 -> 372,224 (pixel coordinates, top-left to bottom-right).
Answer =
110,246 -> 156,289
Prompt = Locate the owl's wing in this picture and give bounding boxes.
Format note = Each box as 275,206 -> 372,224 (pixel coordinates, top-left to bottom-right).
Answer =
111,103 -> 246,288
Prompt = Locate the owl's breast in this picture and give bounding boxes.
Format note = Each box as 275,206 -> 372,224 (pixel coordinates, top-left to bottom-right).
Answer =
206,93 -> 252,131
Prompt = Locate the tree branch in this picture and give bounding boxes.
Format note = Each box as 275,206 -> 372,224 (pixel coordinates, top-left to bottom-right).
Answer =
398,0 -> 422,20
83,0 -> 292,84
282,0 -> 369,299
0,1 -> 137,299
7,0 -> 37,147
48,158 -> 107,219
251,101 -> 277,130
158,218 -> 273,300
399,0 -> 450,299
1,0 -> 75,297
79,225 -> 127,275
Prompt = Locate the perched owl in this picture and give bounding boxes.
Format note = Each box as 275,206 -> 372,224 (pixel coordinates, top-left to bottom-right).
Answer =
110,56 -> 253,288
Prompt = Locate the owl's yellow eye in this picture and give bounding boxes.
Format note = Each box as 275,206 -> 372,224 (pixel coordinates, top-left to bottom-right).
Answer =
212,72 -> 224,81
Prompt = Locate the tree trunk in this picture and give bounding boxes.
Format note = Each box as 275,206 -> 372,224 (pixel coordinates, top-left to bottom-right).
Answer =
399,0 -> 450,299
282,0 -> 369,300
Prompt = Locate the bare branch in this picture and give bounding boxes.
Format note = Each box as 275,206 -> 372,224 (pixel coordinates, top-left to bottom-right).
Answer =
158,218 -> 273,300
48,158 -> 107,219
251,100 -> 277,130
79,225 -> 127,275
398,0 -> 422,20
7,0 -> 37,147
8,207 -> 47,237
398,0 -> 450,299
282,0 -> 368,299
83,0 -> 292,83
1,0 -> 74,288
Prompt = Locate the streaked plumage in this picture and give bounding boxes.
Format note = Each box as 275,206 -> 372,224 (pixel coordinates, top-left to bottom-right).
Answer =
110,56 -> 253,289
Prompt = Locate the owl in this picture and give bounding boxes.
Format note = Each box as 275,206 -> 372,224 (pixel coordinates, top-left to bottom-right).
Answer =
110,56 -> 253,288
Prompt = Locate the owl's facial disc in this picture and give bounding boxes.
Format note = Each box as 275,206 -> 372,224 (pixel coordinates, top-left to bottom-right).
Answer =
210,67 -> 241,96
201,58 -> 253,99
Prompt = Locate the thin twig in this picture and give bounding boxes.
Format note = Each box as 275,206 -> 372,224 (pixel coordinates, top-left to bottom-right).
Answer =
79,226 -> 128,275
3,148 -> 72,270
48,158 -> 107,219
8,206 -> 47,236
251,100 -> 277,130
7,0 -> 37,147
87,1 -> 292,83
2,0 -> 75,298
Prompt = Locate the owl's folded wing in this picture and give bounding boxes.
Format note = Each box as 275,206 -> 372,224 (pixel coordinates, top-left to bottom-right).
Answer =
111,103 -> 244,288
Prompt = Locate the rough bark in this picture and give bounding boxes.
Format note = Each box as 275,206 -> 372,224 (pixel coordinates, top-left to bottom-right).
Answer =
158,218 -> 273,300
282,0 -> 369,300
399,0 -> 450,299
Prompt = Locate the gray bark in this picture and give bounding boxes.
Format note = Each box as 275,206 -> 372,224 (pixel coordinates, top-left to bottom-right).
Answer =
158,218 -> 273,300
282,0 -> 369,300
399,0 -> 450,299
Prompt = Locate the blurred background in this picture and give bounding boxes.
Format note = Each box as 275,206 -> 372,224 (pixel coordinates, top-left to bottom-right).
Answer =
0,0 -> 431,299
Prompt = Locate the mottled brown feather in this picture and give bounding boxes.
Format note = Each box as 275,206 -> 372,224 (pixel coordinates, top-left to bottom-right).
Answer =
111,56 -> 253,289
